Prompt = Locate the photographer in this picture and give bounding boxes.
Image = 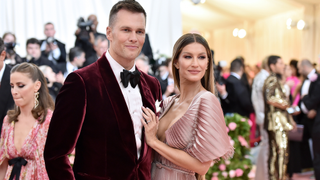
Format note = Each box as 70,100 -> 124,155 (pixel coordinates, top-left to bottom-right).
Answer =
74,14 -> 105,59
40,22 -> 67,64
2,32 -> 23,66
22,38 -> 59,73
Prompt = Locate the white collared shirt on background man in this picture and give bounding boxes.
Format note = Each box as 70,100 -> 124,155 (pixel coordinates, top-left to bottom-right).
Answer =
301,69 -> 316,114
64,61 -> 78,78
106,51 -> 143,159
0,64 -> 6,86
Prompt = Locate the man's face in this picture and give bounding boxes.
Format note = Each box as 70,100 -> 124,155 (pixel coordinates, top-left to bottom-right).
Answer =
74,52 -> 86,67
27,44 -> 41,59
107,9 -> 146,64
273,58 -> 285,75
44,24 -> 56,38
94,40 -> 109,57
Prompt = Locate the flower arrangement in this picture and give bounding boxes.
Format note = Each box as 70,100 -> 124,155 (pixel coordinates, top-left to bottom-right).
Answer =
69,149 -> 75,166
206,113 -> 253,180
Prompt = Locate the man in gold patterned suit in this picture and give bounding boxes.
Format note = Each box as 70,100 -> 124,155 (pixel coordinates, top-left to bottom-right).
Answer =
263,55 -> 296,180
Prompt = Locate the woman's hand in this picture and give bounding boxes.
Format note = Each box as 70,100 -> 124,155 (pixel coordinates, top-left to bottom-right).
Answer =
140,107 -> 159,148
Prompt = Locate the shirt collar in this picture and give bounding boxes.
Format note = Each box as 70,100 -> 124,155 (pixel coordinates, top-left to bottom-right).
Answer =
0,64 -> 6,83
230,72 -> 241,80
66,61 -> 78,73
307,69 -> 316,79
105,50 -> 135,84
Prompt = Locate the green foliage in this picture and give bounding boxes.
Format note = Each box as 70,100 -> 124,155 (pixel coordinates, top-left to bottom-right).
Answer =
206,113 -> 252,180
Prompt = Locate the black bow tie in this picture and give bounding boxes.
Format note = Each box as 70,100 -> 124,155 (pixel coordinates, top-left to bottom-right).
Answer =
120,69 -> 141,88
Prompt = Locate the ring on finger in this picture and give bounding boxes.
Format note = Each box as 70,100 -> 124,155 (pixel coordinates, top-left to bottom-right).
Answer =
147,120 -> 151,123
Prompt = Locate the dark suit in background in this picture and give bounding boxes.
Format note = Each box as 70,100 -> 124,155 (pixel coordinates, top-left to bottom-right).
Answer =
221,74 -> 254,118
0,64 -> 14,133
22,56 -> 59,73
40,39 -> 67,64
300,72 -> 320,179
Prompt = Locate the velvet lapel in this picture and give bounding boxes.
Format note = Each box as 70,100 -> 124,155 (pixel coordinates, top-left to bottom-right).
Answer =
138,70 -> 157,161
97,55 -> 137,160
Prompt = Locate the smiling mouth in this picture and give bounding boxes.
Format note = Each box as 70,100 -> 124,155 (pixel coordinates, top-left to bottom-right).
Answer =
188,70 -> 201,74
126,45 -> 138,49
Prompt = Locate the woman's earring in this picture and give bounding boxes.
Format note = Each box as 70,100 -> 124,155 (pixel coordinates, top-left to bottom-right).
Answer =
34,92 -> 39,109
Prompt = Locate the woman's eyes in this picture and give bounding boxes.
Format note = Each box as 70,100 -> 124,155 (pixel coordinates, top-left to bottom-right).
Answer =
184,55 -> 206,59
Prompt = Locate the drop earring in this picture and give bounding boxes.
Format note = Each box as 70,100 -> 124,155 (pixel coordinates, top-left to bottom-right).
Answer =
34,92 -> 39,109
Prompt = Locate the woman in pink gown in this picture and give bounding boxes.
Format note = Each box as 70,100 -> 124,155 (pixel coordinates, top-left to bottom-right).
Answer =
0,63 -> 54,180
141,33 -> 234,180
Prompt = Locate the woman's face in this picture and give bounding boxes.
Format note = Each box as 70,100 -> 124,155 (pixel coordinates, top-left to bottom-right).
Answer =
3,34 -> 15,43
284,65 -> 292,78
10,72 -> 41,109
175,42 -> 208,84
290,65 -> 297,76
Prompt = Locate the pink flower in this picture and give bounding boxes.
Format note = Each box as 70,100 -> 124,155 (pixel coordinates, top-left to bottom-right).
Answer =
241,118 -> 246,122
219,164 -> 226,171
222,172 -> 228,178
248,120 -> 253,127
238,136 -> 248,147
69,156 -> 75,164
225,160 -> 230,165
228,122 -> 237,131
229,170 -> 236,178
212,172 -> 219,177
211,177 -> 219,180
244,165 -> 248,169
226,126 -> 229,133
230,139 -> 235,146
248,171 -> 255,178
210,161 -> 214,167
310,74 -> 318,82
71,149 -> 76,155
235,169 -> 244,177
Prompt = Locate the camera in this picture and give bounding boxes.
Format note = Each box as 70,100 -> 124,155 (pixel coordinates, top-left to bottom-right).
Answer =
76,17 -> 94,41
46,37 -> 56,44
4,42 -> 16,56
77,17 -> 93,31
214,61 -> 226,85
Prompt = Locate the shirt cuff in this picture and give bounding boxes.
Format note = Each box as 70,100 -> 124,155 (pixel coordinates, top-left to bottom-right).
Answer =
301,102 -> 309,114
221,92 -> 228,99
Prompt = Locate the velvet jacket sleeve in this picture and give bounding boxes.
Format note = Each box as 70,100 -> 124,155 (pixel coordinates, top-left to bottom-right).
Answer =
44,72 -> 87,180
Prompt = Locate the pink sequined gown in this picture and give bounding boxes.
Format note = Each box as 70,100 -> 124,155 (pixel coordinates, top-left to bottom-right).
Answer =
151,91 -> 234,180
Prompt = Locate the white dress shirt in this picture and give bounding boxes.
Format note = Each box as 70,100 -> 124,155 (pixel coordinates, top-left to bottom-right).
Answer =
106,51 -> 143,159
41,40 -> 61,63
251,69 -> 269,126
64,62 -> 78,78
0,64 -> 6,86
301,69 -> 316,114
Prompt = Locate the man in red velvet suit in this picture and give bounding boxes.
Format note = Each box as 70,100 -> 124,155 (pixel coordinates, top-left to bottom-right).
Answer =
44,1 -> 162,179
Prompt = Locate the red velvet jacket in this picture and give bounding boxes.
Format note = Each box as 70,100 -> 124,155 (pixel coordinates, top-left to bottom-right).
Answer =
44,53 -> 162,180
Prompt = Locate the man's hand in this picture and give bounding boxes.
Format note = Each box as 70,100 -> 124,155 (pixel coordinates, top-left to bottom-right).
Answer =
307,109 -> 317,119
216,83 -> 227,97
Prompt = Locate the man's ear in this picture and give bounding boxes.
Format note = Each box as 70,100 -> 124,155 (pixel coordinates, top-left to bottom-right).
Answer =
0,51 -> 6,61
106,27 -> 112,42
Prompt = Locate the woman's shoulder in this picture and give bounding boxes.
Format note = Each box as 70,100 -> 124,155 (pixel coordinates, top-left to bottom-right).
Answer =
43,109 -> 53,124
194,91 -> 218,104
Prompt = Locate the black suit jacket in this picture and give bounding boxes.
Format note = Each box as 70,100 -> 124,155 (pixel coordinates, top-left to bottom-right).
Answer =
56,62 -> 67,75
300,72 -> 320,135
221,74 -> 254,118
40,39 -> 67,64
0,64 -> 14,133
